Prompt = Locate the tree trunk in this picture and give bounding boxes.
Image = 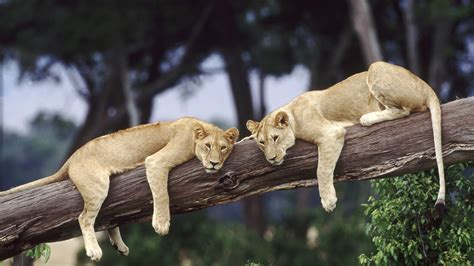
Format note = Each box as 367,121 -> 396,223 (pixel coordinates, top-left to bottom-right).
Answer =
66,54 -> 131,157
1,98 -> 473,260
308,36 -> 322,90
401,0 -> 421,75
258,72 -> 266,120
348,0 -> 383,65
11,254 -> 33,266
428,19 -> 454,99
308,27 -> 353,89
116,48 -> 140,127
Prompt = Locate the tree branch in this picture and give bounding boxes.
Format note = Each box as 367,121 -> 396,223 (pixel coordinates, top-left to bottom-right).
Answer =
1,98 -> 474,259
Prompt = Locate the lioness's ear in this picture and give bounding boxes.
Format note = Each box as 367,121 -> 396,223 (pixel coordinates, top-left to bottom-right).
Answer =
193,123 -> 207,140
275,111 -> 289,128
224,128 -> 239,144
246,120 -> 259,134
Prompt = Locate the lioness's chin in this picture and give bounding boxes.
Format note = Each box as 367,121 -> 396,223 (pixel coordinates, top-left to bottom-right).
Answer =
205,169 -> 219,174
268,159 -> 284,166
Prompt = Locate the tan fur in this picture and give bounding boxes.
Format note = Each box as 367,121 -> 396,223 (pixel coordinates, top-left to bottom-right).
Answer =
0,117 -> 238,261
247,61 -> 445,212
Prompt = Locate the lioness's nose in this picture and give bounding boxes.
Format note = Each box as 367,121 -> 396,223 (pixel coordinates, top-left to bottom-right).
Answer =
268,155 -> 276,161
210,161 -> 219,167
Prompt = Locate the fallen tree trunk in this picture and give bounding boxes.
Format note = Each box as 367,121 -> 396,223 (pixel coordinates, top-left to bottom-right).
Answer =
1,98 -> 474,259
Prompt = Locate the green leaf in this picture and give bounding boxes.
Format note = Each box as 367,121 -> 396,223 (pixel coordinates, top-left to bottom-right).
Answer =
25,243 -> 52,262
43,244 -> 51,263
415,251 -> 422,260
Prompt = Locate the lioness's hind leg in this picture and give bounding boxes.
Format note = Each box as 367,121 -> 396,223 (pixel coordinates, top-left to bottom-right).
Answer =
362,67 -> 423,126
70,166 -> 110,262
108,227 -> 129,256
360,107 -> 410,126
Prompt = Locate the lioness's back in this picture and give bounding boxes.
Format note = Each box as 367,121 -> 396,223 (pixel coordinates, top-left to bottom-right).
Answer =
317,72 -> 381,122
74,122 -> 173,168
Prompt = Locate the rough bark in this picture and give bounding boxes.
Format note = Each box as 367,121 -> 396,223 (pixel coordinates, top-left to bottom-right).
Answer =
1,98 -> 474,260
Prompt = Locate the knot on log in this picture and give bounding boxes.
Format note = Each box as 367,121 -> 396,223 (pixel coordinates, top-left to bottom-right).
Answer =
215,171 -> 239,190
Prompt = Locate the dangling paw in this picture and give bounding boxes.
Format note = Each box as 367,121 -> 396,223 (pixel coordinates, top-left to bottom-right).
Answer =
152,216 -> 170,235
321,196 -> 338,212
110,239 -> 130,256
85,241 -> 103,261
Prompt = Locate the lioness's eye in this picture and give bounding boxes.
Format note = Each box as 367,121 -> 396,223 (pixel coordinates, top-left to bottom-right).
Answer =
205,143 -> 211,149
259,140 -> 265,145
221,146 -> 227,151
273,135 -> 279,142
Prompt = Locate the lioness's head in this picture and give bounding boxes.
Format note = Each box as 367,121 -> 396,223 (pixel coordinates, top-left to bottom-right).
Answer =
246,111 -> 295,165
193,123 -> 239,173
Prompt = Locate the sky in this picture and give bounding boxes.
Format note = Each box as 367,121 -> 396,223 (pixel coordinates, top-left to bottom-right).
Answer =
2,55 -> 309,133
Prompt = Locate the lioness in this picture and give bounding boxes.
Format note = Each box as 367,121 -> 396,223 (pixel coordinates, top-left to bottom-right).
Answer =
0,118 -> 239,261
247,61 -> 445,213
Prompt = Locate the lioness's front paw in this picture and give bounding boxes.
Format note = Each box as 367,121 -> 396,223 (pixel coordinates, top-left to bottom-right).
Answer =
321,196 -> 337,212
152,218 -> 170,235
85,242 -> 103,261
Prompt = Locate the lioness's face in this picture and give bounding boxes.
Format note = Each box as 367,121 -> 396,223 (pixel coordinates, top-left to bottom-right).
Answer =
247,111 -> 295,165
193,124 -> 239,173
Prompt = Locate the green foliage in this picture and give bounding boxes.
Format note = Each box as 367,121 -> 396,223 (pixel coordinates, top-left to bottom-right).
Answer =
268,207 -> 373,265
26,243 -> 51,263
359,162 -> 474,265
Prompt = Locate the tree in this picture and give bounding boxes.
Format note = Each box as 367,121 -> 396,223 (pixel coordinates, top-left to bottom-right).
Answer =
246,0 -> 361,90
348,0 -> 383,65
401,0 -> 421,74
371,0 -> 474,101
0,0 -> 215,155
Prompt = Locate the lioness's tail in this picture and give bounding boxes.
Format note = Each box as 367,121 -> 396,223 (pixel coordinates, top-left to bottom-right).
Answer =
0,159 -> 70,196
427,94 -> 445,210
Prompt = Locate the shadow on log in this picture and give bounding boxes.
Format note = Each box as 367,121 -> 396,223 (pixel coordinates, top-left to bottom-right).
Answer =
1,98 -> 474,259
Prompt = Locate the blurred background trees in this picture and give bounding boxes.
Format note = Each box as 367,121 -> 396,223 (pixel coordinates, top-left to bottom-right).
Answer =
1,0 -> 473,264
